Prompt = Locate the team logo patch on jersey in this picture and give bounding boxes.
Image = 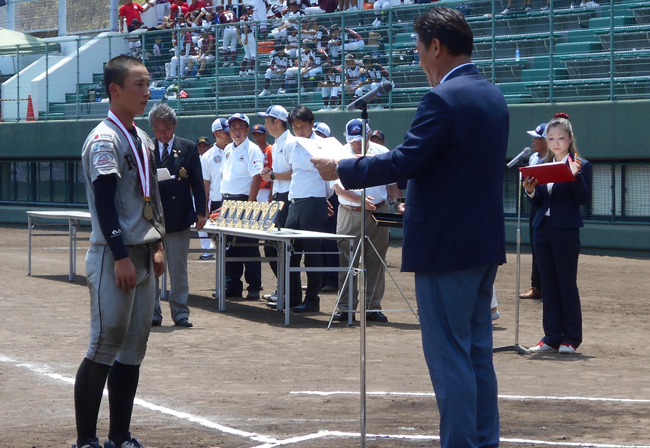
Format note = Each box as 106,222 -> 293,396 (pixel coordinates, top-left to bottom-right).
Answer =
238,155 -> 245,162
225,152 -> 231,159
214,155 -> 222,163
93,152 -> 117,169
91,141 -> 114,153
94,133 -> 113,140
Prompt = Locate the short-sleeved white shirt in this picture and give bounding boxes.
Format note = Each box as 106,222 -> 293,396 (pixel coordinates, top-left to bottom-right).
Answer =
220,138 -> 264,196
271,129 -> 293,195
335,141 -> 393,206
201,144 -> 224,202
287,132 -> 328,200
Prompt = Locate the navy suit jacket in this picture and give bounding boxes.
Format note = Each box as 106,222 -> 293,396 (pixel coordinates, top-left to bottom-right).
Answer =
154,136 -> 206,234
529,158 -> 592,229
338,64 -> 509,273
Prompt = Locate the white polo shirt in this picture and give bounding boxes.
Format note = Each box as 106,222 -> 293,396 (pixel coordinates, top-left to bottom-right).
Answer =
336,142 -> 393,206
287,132 -> 328,201
201,144 -> 224,202
271,129 -> 293,196
220,138 -> 264,196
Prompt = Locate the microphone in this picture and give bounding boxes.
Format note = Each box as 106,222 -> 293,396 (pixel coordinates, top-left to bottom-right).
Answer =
346,80 -> 393,112
506,147 -> 533,168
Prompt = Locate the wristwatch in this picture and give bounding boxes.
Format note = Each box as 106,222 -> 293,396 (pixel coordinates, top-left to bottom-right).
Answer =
269,171 -> 275,181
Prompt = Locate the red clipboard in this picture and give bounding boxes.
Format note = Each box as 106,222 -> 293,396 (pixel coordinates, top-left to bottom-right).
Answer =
519,161 -> 575,185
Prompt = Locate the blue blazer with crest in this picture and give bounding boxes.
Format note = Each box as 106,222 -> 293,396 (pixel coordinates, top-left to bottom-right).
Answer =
337,64 -> 509,273
154,136 -> 206,234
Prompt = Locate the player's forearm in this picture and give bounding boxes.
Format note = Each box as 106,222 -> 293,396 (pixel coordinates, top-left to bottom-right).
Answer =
248,174 -> 262,201
93,174 -> 129,261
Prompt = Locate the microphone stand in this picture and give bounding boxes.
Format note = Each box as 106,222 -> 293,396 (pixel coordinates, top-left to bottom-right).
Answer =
494,160 -> 531,355
358,104 -> 368,448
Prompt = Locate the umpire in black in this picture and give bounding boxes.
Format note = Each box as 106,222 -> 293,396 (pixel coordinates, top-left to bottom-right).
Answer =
149,103 -> 206,328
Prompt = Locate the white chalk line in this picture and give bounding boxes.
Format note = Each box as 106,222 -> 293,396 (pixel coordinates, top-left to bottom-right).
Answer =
290,390 -> 650,404
2,354 -> 649,448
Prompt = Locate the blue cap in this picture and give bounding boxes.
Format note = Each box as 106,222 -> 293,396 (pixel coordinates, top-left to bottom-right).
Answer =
251,123 -> 267,134
211,117 -> 230,133
527,123 -> 547,138
313,122 -> 330,137
227,113 -> 250,126
345,118 -> 369,142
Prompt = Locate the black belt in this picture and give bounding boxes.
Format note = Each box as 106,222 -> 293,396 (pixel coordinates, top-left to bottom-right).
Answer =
291,196 -> 323,204
222,194 -> 248,200
273,191 -> 290,201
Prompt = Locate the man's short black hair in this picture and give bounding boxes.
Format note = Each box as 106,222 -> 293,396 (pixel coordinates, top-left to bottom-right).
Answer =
288,105 -> 315,125
413,7 -> 473,57
104,55 -> 146,101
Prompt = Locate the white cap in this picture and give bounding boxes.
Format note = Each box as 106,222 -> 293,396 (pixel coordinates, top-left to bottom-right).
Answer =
313,122 -> 330,137
257,105 -> 288,122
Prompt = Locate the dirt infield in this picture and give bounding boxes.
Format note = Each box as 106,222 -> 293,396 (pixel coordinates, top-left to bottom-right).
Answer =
2,224 -> 650,448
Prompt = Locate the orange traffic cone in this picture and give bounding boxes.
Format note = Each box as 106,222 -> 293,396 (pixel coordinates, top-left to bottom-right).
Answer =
26,95 -> 35,121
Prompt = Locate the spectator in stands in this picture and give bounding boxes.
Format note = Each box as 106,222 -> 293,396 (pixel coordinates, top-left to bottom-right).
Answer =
328,27 -> 365,64
370,129 -> 385,146
166,15 -> 194,79
119,0 -> 154,33
126,35 -> 143,59
344,53 -> 363,98
259,44 -> 295,96
169,0 -> 189,18
355,55 -> 390,108
249,0 -> 269,36
219,4 -> 239,67
318,61 -> 342,110
372,0 -> 390,26
305,0 -> 338,14
269,0 -> 304,40
130,18 -> 146,32
292,39 -> 326,92
302,19 -> 330,48
239,5 -> 257,76
187,30 -> 215,77
155,0 -> 170,25
187,0 -> 205,13
193,8 -> 218,28
502,0 -> 550,13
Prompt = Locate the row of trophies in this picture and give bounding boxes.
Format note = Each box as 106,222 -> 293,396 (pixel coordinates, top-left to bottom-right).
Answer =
212,200 -> 284,231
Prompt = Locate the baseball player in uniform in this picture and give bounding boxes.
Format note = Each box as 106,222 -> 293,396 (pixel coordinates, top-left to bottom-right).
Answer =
333,119 -> 404,323
259,44 -> 294,96
259,105 -> 293,304
220,113 -> 264,299
218,5 -> 239,67
74,55 -> 165,448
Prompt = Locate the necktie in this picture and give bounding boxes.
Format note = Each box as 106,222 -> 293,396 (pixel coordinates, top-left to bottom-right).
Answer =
161,142 -> 169,169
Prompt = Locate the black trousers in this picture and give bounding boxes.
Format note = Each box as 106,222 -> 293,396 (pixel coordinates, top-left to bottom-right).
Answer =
534,217 -> 582,348
285,197 -> 328,303
263,191 -> 290,279
321,195 -> 340,288
223,194 -> 261,294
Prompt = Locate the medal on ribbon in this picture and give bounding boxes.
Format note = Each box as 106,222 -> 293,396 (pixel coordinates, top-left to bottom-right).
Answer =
107,110 -> 153,221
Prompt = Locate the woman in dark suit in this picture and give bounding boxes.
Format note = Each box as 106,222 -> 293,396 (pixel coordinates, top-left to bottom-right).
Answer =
524,113 -> 592,354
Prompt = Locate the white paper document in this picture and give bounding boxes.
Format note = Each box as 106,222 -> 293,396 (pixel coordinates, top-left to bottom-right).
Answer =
157,168 -> 175,181
294,137 -> 352,160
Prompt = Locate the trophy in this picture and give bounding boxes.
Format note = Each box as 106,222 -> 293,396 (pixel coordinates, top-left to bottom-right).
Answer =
232,201 -> 246,228
248,202 -> 263,230
261,201 -> 283,231
240,202 -> 254,229
221,200 -> 233,226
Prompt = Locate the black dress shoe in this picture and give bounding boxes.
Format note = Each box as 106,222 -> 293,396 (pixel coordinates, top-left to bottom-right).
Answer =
292,302 -> 320,313
225,290 -> 242,298
151,319 -> 162,327
174,317 -> 193,327
366,311 -> 388,322
334,312 -> 356,322
246,290 -> 261,300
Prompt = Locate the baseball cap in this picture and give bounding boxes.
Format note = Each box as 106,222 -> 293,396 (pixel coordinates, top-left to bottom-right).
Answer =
216,3 -> 224,8
176,13 -> 185,19
251,123 -> 267,134
131,18 -> 143,25
257,105 -> 288,122
287,0 -> 298,5
227,112 -> 250,126
371,130 -> 385,141
196,136 -> 211,145
527,123 -> 547,138
313,122 -> 330,137
211,117 -> 230,133
345,118 -> 369,142
345,53 -> 355,61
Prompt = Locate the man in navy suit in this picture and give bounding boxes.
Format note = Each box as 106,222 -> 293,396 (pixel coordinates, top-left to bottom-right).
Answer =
149,103 -> 206,328
312,7 -> 508,448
